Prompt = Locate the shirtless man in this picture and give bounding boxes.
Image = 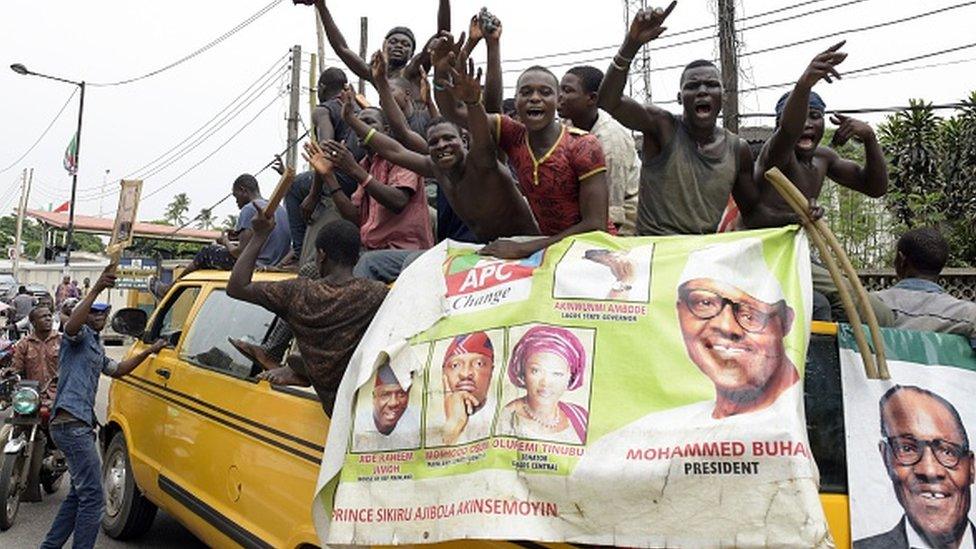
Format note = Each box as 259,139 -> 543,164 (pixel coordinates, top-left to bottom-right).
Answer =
294,0 -> 449,105
324,72 -> 540,243
748,41 -> 887,227
750,42 -> 892,323
598,1 -> 759,236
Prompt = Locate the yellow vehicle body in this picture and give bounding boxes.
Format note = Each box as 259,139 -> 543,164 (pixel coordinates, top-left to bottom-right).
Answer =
105,272 -> 852,548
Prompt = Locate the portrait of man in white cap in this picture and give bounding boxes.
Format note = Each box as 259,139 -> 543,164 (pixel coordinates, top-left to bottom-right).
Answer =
352,361 -> 420,453
676,237 -> 799,418
567,238 -> 823,546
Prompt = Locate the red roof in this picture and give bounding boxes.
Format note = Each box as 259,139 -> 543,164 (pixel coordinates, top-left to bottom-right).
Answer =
26,210 -> 220,243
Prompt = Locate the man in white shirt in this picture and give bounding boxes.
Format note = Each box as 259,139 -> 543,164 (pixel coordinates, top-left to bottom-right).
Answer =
353,362 -> 420,453
558,65 -> 640,235
855,385 -> 975,549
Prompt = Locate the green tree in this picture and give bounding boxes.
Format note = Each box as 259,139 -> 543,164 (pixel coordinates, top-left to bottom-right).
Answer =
196,208 -> 215,230
163,193 -> 191,225
0,215 -> 104,258
221,214 -> 238,231
878,92 -> 976,266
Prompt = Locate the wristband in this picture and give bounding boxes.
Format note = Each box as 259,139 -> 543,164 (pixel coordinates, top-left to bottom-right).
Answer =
363,127 -> 377,146
359,174 -> 374,188
615,52 -> 634,64
610,58 -> 629,72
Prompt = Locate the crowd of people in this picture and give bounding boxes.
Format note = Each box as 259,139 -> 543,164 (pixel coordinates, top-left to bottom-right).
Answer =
1,2 -> 974,547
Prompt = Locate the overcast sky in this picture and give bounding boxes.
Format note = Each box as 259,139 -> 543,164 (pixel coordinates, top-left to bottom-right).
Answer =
2,0 -> 974,225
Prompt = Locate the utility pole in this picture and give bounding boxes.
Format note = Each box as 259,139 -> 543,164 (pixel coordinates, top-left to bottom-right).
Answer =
623,0 -> 652,102
12,168 -> 32,280
97,168 -> 110,217
717,0 -> 740,133
358,17 -> 368,95
286,45 -> 302,170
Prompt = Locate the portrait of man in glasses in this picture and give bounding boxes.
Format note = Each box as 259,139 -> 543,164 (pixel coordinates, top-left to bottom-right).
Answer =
676,238 -> 800,419
854,385 -> 974,549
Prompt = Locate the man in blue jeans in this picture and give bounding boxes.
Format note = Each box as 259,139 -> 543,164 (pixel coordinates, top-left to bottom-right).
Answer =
41,265 -> 165,549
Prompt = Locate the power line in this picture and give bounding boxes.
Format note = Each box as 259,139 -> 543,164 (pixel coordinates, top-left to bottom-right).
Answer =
88,0 -> 284,87
120,52 -> 289,181
0,88 -> 78,175
501,0 -> 976,75
502,0 -> 842,64
737,102 -> 969,119
164,126 -> 311,235
142,90 -> 286,200
736,41 -> 976,97
74,57 -> 289,202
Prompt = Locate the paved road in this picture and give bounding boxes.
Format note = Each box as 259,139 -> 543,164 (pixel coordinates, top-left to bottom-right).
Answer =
0,345 -> 205,548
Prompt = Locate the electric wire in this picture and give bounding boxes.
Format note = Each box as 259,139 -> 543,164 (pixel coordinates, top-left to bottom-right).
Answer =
88,0 -> 285,87
0,88 -> 79,175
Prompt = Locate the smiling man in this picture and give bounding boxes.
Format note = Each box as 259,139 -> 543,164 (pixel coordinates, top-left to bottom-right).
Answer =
598,2 -> 758,236
855,385 -> 975,549
438,331 -> 496,446
675,238 -> 799,418
353,362 -> 420,452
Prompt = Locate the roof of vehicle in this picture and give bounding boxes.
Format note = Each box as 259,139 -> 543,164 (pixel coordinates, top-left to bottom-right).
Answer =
180,269 -> 298,283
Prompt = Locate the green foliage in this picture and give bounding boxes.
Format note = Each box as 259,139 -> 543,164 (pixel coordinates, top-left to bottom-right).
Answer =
163,193 -> 191,225
817,128 -> 896,269
125,219 -> 204,260
878,92 -> 976,266
221,214 -> 238,231
196,208 -> 215,230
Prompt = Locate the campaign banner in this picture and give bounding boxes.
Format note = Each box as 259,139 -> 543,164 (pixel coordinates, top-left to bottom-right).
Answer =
841,326 -> 976,549
107,179 -> 142,256
314,227 -> 829,548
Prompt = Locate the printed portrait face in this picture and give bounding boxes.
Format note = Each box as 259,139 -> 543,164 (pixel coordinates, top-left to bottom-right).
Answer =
523,352 -> 571,411
443,351 -> 494,410
372,382 -> 410,435
677,278 -> 793,402
880,389 -> 974,544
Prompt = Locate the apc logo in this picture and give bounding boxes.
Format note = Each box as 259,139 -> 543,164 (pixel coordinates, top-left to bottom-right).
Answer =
443,251 -> 543,314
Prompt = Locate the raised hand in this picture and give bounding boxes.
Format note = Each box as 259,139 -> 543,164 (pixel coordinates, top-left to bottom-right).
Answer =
627,1 -> 676,46
369,50 -> 388,84
271,154 -> 285,176
439,56 -> 483,105
418,67 -> 432,105
302,140 -> 335,176
94,265 -> 117,292
799,41 -> 847,87
321,140 -> 359,172
338,86 -> 357,122
429,31 -> 465,74
485,17 -> 502,43
829,112 -> 874,146
467,14 -> 485,44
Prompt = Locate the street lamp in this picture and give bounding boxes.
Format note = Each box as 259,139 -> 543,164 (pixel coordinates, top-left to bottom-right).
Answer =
10,63 -> 86,268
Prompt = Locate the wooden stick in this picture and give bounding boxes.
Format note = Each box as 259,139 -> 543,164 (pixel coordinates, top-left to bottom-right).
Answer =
764,168 -> 884,379
262,167 -> 295,218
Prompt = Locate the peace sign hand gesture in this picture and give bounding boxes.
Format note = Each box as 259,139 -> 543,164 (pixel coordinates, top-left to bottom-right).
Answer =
800,40 -> 847,87
627,1 -> 676,46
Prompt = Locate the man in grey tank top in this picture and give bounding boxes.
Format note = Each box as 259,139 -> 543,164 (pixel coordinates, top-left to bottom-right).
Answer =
597,2 -> 758,236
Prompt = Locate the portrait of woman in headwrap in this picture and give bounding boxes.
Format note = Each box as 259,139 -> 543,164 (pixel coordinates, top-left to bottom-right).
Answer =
498,325 -> 590,444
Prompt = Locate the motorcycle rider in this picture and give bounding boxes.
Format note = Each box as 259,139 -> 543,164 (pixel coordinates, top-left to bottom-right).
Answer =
9,306 -> 61,405
40,266 -> 166,549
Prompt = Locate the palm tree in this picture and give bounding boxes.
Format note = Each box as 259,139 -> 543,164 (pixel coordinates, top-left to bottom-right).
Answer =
221,214 -> 238,231
164,193 -> 191,225
196,208 -> 215,230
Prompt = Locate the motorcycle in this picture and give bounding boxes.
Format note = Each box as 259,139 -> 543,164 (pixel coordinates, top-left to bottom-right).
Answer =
0,370 -> 66,530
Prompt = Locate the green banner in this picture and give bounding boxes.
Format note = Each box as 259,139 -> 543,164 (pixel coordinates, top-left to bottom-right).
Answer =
314,227 -> 830,547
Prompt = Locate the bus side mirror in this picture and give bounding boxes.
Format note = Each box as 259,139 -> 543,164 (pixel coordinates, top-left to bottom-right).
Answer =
111,308 -> 148,339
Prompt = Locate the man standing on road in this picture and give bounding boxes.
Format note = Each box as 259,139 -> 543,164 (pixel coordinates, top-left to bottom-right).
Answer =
41,266 -> 165,549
